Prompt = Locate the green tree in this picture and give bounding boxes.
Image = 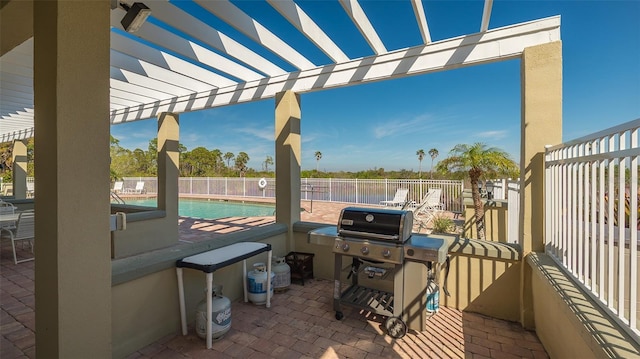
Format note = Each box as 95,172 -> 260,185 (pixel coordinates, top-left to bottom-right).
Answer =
234,152 -> 250,176
263,155 -> 274,172
436,143 -> 518,240
211,149 -> 223,173
428,148 -> 439,179
416,149 -> 425,178
184,147 -> 216,176
315,151 -> 322,171
224,152 -> 234,168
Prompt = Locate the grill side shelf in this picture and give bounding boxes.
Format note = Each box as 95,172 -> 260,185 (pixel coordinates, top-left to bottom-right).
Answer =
339,285 -> 394,317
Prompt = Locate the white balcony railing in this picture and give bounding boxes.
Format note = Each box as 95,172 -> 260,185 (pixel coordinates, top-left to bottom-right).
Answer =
120,177 -> 465,213
545,118 -> 639,340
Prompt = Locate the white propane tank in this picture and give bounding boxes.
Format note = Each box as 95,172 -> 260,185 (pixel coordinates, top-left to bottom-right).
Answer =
195,284 -> 232,340
247,262 -> 274,305
272,256 -> 291,292
426,274 -> 440,314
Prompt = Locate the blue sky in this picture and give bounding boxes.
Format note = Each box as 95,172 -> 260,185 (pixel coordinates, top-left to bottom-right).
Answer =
110,0 -> 640,172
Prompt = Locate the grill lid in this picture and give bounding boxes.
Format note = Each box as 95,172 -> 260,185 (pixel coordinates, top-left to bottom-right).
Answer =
337,207 -> 413,243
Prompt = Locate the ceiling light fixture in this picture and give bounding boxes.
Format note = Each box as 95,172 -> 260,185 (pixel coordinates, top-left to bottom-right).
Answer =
119,2 -> 151,33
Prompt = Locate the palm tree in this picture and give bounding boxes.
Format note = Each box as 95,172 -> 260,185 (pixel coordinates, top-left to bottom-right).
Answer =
223,152 -> 234,168
416,149 -> 425,178
428,148 -> 439,179
314,151 -> 322,171
263,155 -> 273,172
436,143 -> 518,240
234,151 -> 250,177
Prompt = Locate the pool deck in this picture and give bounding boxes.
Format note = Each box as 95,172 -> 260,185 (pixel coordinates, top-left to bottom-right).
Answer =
1,199 -> 548,358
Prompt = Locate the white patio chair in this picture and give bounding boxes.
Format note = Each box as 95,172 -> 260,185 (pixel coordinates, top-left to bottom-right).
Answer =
112,181 -> 124,194
408,189 -> 443,232
26,181 -> 35,198
125,181 -> 145,194
1,210 -> 35,264
380,188 -> 409,207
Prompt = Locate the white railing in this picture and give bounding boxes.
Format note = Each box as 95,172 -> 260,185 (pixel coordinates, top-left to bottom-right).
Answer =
121,177 -> 465,213
545,118 -> 639,339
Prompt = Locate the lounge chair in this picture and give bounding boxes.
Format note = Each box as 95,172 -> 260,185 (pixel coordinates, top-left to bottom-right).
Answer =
125,181 -> 145,194
380,188 -> 409,207
408,188 -> 443,232
1,210 -> 35,264
113,181 -> 124,194
26,181 -> 34,198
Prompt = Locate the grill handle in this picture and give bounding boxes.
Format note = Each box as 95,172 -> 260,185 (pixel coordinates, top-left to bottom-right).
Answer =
338,229 -> 399,241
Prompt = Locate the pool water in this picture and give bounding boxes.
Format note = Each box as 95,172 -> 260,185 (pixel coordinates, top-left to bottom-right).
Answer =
125,198 -> 275,219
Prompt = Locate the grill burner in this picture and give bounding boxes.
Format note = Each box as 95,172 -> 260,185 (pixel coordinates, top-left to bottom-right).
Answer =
330,207 -> 449,339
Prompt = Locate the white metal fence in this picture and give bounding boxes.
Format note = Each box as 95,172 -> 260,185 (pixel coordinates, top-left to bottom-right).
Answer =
485,179 -> 522,244
545,118 -> 639,339
121,177 -> 465,213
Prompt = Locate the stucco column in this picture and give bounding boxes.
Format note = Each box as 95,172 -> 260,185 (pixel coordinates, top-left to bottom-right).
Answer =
34,1 -> 112,357
157,112 -> 179,239
11,139 -> 27,199
520,41 -> 563,253
520,41 -> 562,328
275,90 -> 302,246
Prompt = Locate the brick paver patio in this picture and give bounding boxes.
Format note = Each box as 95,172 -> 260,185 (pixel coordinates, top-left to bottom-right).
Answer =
1,199 -> 548,358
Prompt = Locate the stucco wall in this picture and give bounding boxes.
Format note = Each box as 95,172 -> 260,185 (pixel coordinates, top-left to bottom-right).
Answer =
111,232 -> 287,358
527,253 -> 640,358
443,255 -> 521,322
463,200 -> 509,242
293,223 -> 523,323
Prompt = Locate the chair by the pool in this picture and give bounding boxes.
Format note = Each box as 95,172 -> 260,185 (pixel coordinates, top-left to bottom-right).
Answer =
125,181 -> 145,194
113,181 -> 124,194
1,210 -> 35,264
26,181 -> 34,198
380,188 -> 409,207
409,188 -> 443,231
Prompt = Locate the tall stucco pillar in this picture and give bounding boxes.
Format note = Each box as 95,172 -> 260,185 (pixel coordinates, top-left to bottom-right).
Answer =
275,90 -> 302,246
34,1 -> 111,357
520,41 -> 563,253
11,139 -> 27,199
520,41 -> 562,328
157,112 -> 179,240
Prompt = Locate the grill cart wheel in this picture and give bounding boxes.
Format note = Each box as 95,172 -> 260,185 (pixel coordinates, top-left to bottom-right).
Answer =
335,311 -> 344,320
384,316 -> 407,339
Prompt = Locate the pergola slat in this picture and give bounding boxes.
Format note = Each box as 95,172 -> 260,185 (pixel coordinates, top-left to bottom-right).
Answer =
339,0 -> 387,55
151,1 -> 286,77
195,0 -> 316,70
111,50 -> 215,93
111,32 -> 236,88
110,16 -> 561,123
411,0 -> 432,44
267,0 -> 350,63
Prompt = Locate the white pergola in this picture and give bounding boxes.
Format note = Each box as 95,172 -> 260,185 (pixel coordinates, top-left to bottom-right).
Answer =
0,0 -> 560,142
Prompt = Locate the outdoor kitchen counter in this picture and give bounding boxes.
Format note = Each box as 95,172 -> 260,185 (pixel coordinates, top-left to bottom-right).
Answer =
306,226 -> 522,261
307,225 -> 338,246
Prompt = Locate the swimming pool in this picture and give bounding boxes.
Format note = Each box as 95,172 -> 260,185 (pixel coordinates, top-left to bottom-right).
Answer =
125,198 -> 275,219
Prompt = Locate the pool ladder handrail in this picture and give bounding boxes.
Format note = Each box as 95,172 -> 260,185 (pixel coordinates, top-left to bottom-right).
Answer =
110,191 -> 126,204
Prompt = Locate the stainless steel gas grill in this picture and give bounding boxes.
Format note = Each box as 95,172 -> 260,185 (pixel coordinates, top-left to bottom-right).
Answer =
330,207 -> 449,338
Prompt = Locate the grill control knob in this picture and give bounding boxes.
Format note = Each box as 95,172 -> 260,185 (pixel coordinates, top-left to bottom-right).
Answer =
360,246 -> 370,255
382,249 -> 391,258
341,243 -> 350,252
407,249 -> 415,256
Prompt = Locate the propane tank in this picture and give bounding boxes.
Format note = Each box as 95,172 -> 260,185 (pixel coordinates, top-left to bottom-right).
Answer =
247,262 -> 275,305
426,271 -> 440,314
195,284 -> 232,340
272,256 -> 291,292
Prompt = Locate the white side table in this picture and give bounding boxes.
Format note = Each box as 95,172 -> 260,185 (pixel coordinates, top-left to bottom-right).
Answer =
176,242 -> 272,348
